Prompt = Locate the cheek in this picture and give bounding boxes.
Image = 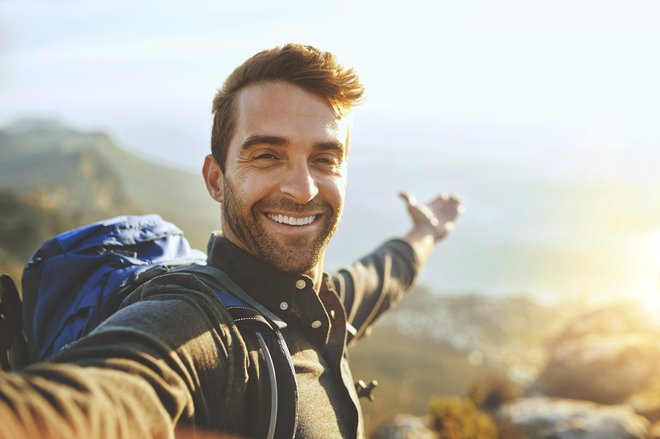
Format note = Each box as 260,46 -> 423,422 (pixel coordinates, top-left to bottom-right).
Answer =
228,173 -> 276,206
321,176 -> 346,210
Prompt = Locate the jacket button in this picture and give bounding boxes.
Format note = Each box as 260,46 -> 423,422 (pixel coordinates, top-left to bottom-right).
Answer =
311,320 -> 322,329
280,301 -> 289,311
295,279 -> 306,289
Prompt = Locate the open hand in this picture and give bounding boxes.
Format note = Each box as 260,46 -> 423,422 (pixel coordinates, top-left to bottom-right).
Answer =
399,192 -> 463,242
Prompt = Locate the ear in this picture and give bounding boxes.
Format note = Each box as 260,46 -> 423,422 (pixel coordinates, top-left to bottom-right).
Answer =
202,154 -> 224,203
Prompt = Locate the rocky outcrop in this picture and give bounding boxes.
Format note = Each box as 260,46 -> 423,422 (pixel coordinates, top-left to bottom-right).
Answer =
371,414 -> 435,439
627,386 -> 660,424
497,397 -> 650,439
534,305 -> 660,404
496,306 -> 660,437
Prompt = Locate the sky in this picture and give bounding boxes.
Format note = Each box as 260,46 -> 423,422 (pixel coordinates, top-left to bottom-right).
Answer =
1,0 -> 659,305
2,0 -> 659,168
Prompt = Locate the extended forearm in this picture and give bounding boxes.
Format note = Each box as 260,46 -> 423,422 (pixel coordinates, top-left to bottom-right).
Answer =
338,238 -> 418,346
401,227 -> 438,267
0,363 -> 174,439
0,287 -> 232,439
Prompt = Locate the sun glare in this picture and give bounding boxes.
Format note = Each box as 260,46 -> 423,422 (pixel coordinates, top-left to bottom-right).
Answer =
626,231 -> 660,319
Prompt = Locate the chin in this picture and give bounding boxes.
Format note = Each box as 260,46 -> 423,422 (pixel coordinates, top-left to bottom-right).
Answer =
272,253 -> 322,274
260,242 -> 325,274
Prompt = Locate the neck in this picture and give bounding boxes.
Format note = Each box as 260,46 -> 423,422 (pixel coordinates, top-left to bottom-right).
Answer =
218,229 -> 327,293
304,256 -> 325,292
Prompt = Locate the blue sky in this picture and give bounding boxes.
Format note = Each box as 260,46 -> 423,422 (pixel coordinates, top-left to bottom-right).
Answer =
1,0 -> 659,304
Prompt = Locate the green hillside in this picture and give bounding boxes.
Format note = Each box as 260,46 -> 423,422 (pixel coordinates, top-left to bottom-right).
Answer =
0,119 -> 218,280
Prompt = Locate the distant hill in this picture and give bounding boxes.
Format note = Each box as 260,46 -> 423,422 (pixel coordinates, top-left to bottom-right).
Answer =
0,118 -> 218,280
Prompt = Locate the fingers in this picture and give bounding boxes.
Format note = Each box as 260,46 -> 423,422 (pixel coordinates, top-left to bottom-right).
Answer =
449,192 -> 462,203
449,193 -> 465,216
432,192 -> 462,203
447,193 -> 464,214
429,193 -> 463,208
399,191 -> 464,216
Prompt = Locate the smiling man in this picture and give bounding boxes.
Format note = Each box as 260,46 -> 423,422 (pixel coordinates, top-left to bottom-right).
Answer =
204,80 -> 349,280
195,44 -> 462,437
0,44 -> 461,438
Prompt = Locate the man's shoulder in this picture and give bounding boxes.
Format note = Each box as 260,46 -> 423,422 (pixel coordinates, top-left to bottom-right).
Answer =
120,270 -> 234,319
111,269 -> 257,356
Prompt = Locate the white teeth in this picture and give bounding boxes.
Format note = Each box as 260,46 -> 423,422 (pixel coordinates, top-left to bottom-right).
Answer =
268,214 -> 316,226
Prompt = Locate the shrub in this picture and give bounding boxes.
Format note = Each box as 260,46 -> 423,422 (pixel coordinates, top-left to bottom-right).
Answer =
429,396 -> 497,439
467,373 -> 518,412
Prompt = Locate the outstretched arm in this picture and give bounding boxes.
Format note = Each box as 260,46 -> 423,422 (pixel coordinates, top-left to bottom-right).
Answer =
0,275 -> 246,439
399,191 -> 463,265
336,191 -> 463,345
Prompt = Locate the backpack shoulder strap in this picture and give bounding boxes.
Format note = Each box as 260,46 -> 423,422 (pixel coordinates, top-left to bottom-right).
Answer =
0,274 -> 28,371
174,264 -> 297,439
179,264 -> 288,330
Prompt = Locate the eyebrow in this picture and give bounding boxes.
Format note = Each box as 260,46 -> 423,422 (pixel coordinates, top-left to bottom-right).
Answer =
240,136 -> 345,156
315,141 -> 346,156
240,135 -> 287,150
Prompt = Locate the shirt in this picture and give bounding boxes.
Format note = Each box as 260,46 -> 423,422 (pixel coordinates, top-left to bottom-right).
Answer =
0,235 -> 419,438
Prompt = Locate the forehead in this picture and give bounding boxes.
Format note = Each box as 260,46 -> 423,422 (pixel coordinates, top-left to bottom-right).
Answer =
232,81 -> 349,142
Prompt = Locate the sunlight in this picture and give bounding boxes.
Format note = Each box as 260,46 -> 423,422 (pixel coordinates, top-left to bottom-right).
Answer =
626,231 -> 660,319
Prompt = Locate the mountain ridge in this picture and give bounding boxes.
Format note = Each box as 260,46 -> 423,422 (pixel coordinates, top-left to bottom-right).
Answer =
0,118 -> 218,253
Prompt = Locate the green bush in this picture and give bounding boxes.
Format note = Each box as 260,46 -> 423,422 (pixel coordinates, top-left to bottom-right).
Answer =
429,396 -> 497,439
466,373 -> 518,412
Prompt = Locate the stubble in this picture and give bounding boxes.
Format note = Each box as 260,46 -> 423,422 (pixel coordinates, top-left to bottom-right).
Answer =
221,178 -> 341,273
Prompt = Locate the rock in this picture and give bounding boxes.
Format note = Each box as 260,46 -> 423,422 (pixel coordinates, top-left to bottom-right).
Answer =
626,386 -> 660,423
534,305 -> 660,404
649,421 -> 660,439
497,397 -> 649,439
548,305 -> 660,343
371,414 -> 435,439
536,333 -> 660,403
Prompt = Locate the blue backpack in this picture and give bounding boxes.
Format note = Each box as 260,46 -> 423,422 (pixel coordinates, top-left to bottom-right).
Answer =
0,214 -> 296,438
19,214 -> 207,363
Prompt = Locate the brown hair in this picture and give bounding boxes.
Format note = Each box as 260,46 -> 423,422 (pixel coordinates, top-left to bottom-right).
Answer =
211,43 -> 365,170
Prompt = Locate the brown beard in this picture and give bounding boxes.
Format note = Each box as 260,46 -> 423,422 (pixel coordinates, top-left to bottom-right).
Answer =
221,178 -> 341,273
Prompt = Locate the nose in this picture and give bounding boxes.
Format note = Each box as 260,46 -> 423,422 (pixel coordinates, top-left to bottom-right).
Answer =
280,161 -> 319,204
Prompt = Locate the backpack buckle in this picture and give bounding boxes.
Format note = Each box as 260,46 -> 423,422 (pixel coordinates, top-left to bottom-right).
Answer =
355,379 -> 379,401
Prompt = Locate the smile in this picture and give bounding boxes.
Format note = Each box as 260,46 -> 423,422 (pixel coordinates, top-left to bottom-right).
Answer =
267,213 -> 317,226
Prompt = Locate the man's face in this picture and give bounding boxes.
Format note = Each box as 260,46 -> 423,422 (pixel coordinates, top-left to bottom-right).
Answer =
212,81 -> 349,274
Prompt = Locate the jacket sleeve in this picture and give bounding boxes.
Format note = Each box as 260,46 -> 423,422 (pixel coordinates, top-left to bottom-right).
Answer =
0,274 -> 247,439
331,238 -> 419,346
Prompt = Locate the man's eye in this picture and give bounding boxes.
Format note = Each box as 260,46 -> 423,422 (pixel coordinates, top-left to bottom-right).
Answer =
316,157 -> 340,166
254,153 -> 276,160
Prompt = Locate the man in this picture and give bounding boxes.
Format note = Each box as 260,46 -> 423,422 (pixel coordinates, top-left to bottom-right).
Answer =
0,44 -> 461,438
